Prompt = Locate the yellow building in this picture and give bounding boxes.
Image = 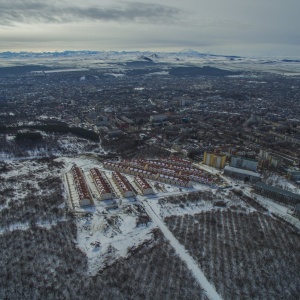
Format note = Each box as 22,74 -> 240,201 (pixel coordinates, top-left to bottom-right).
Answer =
203,152 -> 226,169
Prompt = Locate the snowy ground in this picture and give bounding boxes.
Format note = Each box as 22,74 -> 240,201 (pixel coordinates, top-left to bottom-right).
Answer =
76,202 -> 155,276
265,173 -> 300,194
0,133 -> 100,160
0,157 -> 68,236
1,151 -> 300,300
0,158 -> 62,206
243,187 -> 300,230
145,188 -> 254,219
0,217 -> 68,236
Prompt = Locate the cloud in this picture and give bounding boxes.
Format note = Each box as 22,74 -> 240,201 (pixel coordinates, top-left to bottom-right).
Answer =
1,0 -> 299,56
0,1 -> 182,26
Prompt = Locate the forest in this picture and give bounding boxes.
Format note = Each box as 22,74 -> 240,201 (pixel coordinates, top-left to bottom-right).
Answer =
0,124 -> 99,142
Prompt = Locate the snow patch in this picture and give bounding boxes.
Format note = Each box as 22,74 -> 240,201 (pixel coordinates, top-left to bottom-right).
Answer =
76,203 -> 155,275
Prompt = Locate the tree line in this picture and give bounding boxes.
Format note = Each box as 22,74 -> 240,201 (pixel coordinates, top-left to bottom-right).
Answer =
0,124 -> 99,142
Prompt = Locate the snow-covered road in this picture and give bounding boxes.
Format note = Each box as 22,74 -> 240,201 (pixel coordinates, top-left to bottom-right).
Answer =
142,200 -> 222,300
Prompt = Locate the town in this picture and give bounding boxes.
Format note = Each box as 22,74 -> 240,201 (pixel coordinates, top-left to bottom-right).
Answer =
1,52 -> 300,299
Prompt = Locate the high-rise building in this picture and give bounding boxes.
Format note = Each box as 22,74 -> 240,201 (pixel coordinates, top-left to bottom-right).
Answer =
230,156 -> 258,172
95,103 -> 102,113
203,152 -> 226,169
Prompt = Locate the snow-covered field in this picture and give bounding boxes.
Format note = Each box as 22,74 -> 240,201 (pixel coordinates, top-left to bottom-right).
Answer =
146,187 -> 253,220
0,157 -> 67,235
0,158 -> 62,204
76,202 -> 155,276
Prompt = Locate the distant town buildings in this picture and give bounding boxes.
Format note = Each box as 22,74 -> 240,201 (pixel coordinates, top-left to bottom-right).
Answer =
259,150 -> 282,169
259,150 -> 298,169
293,203 -> 300,219
150,114 -> 167,123
95,103 -> 102,113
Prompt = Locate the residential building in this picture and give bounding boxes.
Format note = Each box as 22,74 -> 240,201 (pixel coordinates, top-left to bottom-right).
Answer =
90,168 -> 112,200
71,165 -> 93,207
112,172 -> 135,198
230,156 -> 258,172
293,203 -> 300,219
134,176 -> 154,195
203,152 -> 226,169
254,182 -> 300,206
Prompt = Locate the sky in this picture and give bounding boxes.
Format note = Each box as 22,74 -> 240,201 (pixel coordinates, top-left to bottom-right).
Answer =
1,0 -> 300,57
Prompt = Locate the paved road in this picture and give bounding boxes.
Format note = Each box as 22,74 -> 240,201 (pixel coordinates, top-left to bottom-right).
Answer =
142,200 -> 222,300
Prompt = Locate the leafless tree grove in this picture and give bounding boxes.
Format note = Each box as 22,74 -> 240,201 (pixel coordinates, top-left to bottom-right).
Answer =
0,227 -> 206,299
165,210 -> 300,299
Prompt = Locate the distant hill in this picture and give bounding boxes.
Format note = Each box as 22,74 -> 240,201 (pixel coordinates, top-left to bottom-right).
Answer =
282,59 -> 300,63
126,60 -> 155,67
0,65 -> 52,76
125,68 -> 163,76
150,53 -> 159,59
139,56 -> 154,62
169,66 -> 240,76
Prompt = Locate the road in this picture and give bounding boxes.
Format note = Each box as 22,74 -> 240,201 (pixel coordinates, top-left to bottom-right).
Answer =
142,200 -> 222,300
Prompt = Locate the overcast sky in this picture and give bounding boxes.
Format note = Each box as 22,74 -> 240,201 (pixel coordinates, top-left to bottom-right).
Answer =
1,0 -> 299,57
